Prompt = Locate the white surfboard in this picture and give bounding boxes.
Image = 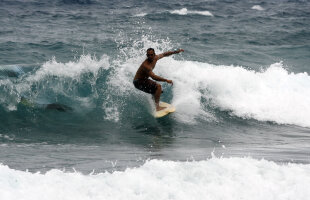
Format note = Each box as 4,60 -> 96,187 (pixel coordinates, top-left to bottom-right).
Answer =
154,102 -> 176,118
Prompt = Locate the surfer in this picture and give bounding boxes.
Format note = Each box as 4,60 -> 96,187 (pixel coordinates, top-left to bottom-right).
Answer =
133,48 -> 184,111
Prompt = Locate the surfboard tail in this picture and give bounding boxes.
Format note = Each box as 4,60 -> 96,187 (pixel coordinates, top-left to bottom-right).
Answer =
155,102 -> 175,118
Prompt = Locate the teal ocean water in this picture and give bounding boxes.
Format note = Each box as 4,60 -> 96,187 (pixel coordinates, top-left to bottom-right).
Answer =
0,0 -> 310,199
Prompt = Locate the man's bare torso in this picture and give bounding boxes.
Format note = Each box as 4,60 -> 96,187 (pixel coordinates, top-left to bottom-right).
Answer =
133,56 -> 159,81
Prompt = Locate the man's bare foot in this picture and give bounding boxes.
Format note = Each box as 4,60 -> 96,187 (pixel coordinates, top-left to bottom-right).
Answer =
156,106 -> 166,111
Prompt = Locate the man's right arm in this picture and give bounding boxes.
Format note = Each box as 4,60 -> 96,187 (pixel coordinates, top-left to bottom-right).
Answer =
149,71 -> 167,82
149,71 -> 173,85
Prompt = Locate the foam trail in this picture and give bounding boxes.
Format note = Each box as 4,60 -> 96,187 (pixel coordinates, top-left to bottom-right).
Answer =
135,13 -> 147,17
1,158 -> 310,200
170,8 -> 213,16
252,5 -> 264,11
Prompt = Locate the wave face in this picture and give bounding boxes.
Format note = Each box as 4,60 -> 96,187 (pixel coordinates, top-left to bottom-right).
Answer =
1,157 -> 310,200
1,43 -> 310,127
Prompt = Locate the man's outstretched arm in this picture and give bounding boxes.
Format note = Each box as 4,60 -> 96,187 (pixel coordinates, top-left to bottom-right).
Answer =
157,49 -> 184,59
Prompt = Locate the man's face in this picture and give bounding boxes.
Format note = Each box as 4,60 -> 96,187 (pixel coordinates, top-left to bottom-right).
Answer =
147,50 -> 155,62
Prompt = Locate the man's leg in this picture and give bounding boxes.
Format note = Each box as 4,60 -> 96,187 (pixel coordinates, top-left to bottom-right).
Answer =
154,84 -> 165,111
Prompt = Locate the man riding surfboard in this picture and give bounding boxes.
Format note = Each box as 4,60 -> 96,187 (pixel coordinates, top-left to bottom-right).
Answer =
133,48 -> 184,111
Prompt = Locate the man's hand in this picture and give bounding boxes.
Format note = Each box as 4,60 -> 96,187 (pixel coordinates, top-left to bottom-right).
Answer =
175,49 -> 184,54
166,79 -> 173,85
159,49 -> 185,59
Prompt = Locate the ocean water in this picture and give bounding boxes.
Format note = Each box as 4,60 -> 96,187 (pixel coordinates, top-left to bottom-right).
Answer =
0,0 -> 310,199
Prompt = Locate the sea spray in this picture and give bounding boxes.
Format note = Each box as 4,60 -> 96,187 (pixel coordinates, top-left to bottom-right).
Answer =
155,58 -> 310,127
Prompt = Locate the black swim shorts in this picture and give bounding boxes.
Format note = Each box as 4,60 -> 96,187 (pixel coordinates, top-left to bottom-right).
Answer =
133,79 -> 157,94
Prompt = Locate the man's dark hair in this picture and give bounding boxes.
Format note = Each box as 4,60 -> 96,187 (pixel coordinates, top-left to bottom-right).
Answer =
147,48 -> 155,53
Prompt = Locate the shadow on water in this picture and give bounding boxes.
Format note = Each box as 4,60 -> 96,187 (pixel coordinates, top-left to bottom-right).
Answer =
126,114 -> 177,150
134,116 -> 175,135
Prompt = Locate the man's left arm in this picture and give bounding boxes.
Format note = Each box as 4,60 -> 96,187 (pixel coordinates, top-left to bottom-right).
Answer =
157,49 -> 184,59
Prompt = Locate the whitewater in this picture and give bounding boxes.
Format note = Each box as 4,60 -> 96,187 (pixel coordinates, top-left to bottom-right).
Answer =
1,157 -> 310,200
2,52 -> 310,127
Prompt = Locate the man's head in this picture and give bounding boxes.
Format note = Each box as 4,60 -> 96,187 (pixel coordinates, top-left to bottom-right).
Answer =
146,48 -> 155,62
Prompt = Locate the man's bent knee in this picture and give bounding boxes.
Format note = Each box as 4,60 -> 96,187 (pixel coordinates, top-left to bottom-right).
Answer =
157,84 -> 161,90
156,84 -> 162,92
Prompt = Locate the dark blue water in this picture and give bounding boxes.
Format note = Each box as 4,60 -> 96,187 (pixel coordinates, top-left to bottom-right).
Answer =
0,0 -> 310,173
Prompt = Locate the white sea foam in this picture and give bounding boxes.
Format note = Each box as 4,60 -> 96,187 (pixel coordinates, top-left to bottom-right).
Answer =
135,13 -> 147,17
135,9 -> 213,17
1,157 -> 310,200
170,8 -> 213,16
252,5 -> 264,11
28,54 -> 110,82
0,54 -> 111,111
102,102 -> 120,122
150,59 -> 310,127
